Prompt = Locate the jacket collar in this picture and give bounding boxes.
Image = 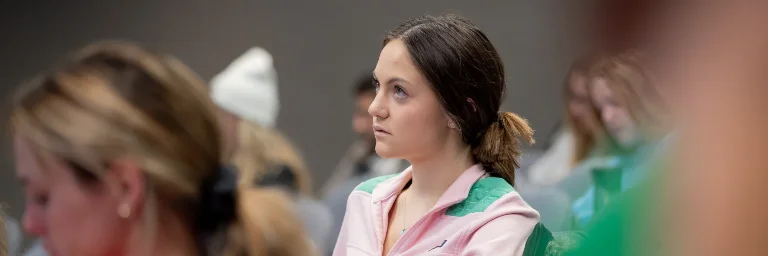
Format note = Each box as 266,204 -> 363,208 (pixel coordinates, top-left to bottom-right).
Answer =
371,164 -> 487,209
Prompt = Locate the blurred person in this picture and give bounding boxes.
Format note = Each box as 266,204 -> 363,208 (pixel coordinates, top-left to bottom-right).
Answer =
527,57 -> 609,187
10,41 -> 312,256
521,56 -> 612,231
230,120 -> 332,255
210,47 -> 331,255
333,14 -> 539,256
565,3 -> 768,255
571,53 -> 665,229
321,74 -> 409,254
231,121 -> 312,194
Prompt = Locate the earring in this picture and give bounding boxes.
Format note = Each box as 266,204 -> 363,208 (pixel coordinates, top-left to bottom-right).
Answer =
118,203 -> 131,219
448,121 -> 458,129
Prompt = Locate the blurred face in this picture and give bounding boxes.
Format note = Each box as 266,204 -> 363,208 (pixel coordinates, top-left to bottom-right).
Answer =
567,73 -> 597,129
370,39 -> 453,161
15,136 -> 131,256
591,78 -> 640,146
352,92 -> 375,142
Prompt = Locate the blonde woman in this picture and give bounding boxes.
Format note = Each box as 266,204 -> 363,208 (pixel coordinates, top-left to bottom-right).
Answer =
231,121 -> 312,195
210,48 -> 332,255
11,41 -> 312,256
231,120 -> 333,255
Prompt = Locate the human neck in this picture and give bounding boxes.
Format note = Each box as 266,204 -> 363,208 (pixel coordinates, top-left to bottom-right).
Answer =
408,141 -> 475,208
124,211 -> 200,256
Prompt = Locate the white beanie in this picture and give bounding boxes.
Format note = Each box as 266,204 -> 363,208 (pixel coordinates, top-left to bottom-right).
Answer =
210,47 -> 279,128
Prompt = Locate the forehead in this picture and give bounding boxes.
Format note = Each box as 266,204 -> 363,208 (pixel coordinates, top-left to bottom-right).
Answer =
374,40 -> 421,80
14,135 -> 50,182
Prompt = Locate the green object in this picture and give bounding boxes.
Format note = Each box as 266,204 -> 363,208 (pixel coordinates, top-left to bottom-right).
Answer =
566,181 -> 661,256
523,223 -> 553,256
522,223 -> 587,256
445,177 -> 515,217
354,174 -> 399,193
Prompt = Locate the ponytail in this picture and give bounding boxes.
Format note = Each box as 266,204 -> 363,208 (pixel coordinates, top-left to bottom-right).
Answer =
472,112 -> 535,185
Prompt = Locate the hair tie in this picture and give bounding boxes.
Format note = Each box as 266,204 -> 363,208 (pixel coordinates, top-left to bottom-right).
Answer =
198,165 -> 238,235
496,111 -> 506,123
257,164 -> 298,192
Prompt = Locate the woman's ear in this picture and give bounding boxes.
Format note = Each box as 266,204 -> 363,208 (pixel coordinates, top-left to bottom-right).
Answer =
104,159 -> 146,220
445,112 -> 459,130
448,120 -> 458,129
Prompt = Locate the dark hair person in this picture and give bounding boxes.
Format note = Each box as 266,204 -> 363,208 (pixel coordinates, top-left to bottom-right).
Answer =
332,14 -> 540,256
11,41 -> 312,256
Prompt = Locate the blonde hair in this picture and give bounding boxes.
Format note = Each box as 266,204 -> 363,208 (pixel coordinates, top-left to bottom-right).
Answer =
588,52 -> 665,138
230,120 -> 313,196
9,41 -> 312,256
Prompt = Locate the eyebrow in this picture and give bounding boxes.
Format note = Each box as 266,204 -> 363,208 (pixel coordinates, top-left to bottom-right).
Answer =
372,73 -> 409,85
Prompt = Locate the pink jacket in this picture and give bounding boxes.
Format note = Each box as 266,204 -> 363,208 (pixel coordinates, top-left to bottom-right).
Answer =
333,164 -> 540,256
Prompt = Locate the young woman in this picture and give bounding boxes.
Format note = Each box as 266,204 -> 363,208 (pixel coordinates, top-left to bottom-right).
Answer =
522,57 -> 613,231
571,53 -> 663,228
333,14 -> 540,256
527,57 -> 610,187
11,41 -> 312,256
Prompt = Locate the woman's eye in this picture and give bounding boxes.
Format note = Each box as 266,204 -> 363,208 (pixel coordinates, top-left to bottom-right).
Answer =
33,194 -> 49,206
394,85 -> 408,98
373,80 -> 380,93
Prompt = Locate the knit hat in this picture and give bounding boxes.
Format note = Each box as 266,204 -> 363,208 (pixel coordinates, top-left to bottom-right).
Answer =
211,47 -> 279,128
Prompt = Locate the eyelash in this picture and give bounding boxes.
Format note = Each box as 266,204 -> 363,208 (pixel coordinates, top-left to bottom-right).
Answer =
393,85 -> 407,99
372,79 -> 408,99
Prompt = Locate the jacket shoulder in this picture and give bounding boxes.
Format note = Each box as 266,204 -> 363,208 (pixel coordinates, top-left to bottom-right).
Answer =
446,177 -> 517,217
354,174 -> 400,194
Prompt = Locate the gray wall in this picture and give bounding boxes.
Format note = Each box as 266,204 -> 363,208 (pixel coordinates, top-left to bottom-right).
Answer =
0,1 -> 580,220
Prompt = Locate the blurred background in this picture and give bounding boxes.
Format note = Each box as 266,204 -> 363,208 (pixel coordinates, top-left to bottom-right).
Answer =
0,0 -> 586,218
7,1 -> 730,255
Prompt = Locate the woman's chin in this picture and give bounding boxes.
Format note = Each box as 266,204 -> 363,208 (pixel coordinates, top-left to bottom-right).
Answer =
374,144 -> 397,158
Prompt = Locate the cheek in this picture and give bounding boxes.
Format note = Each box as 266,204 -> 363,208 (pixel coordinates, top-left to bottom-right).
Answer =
47,182 -> 125,256
385,101 -> 448,157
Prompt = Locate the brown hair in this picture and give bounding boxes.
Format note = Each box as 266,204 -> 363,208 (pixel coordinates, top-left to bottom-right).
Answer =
384,14 -> 534,185
563,56 -> 611,165
8,41 -> 312,256
230,120 -> 313,196
588,52 -> 664,138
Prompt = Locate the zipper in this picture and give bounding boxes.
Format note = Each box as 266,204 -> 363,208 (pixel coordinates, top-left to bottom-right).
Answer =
385,198 -> 465,256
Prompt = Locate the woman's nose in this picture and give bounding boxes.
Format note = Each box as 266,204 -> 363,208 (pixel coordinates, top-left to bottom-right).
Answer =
368,92 -> 388,119
22,208 -> 46,236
